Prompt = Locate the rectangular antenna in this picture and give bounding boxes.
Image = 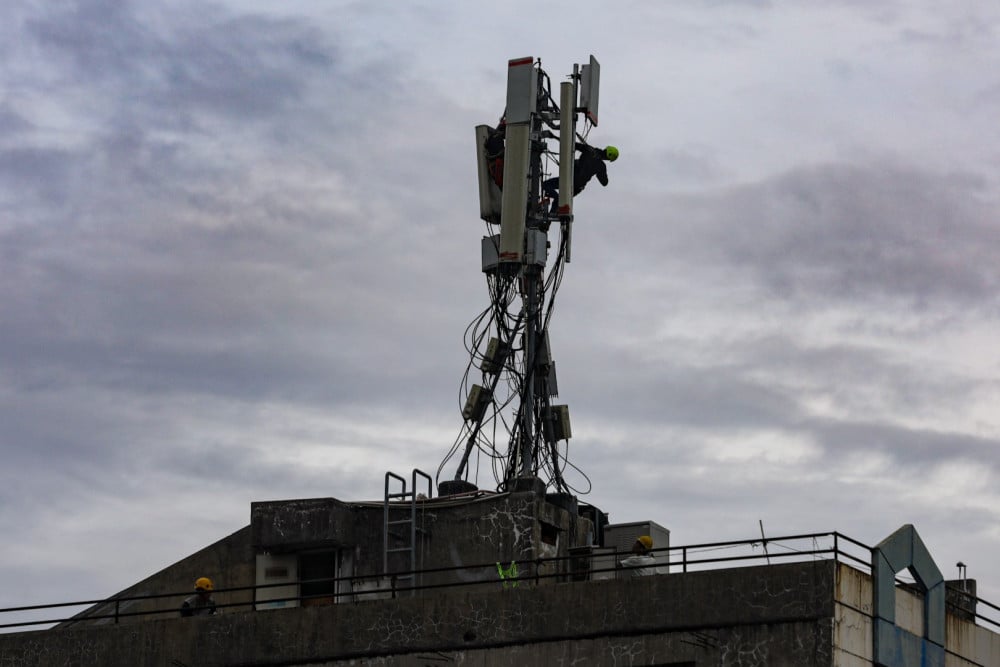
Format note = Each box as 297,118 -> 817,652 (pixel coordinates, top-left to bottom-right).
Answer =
504,56 -> 537,123
498,57 -> 536,266
579,55 -> 601,126
558,81 -> 575,218
474,125 -> 501,224
498,123 -> 530,264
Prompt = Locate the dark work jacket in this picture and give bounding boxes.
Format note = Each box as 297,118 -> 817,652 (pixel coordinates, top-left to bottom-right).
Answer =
180,594 -> 217,617
573,145 -> 609,195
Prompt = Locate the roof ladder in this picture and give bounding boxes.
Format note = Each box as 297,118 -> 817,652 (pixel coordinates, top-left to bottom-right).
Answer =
383,469 -> 432,596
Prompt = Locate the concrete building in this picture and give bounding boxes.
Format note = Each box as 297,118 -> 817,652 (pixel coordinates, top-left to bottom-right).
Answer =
0,480 -> 997,666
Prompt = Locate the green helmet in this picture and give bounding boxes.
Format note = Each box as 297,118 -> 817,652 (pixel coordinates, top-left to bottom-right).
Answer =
604,145 -> 619,162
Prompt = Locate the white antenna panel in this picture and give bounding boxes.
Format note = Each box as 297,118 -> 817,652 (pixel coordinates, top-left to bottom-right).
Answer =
580,55 -> 601,126
504,57 -> 537,123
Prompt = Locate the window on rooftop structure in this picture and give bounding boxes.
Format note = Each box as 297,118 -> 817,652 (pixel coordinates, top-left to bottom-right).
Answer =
541,521 -> 559,546
299,550 -> 339,607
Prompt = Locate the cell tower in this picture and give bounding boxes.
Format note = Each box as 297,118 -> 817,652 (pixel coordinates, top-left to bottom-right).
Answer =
438,56 -> 604,498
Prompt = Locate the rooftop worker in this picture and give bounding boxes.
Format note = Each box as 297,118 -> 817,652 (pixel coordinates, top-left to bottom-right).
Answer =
180,576 -> 217,617
619,535 -> 656,577
542,143 -> 619,214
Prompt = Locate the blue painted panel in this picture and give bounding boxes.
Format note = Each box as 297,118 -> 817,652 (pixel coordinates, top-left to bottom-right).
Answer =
876,621 -> 945,667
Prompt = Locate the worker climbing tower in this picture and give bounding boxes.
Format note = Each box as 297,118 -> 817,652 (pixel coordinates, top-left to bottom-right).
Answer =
438,56 -> 605,498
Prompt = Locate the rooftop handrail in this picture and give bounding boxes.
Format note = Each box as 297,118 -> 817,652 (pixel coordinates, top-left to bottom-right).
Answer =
1,530 -> 995,633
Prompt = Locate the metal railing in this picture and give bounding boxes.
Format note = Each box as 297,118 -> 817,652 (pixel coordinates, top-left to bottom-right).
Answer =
2,531 -> 996,633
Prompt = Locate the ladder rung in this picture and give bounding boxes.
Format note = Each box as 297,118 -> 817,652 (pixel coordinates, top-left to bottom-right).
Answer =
386,547 -> 412,554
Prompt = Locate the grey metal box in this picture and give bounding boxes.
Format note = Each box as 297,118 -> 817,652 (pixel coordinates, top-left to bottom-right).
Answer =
481,235 -> 500,273
524,229 -> 547,267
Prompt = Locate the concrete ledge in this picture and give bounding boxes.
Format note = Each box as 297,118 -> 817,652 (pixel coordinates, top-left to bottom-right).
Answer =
0,561 -> 836,667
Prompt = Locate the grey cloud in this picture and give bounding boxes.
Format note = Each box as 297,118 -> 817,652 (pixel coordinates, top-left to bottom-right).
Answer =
806,417 -> 1000,473
0,215 -> 466,409
568,355 -> 1000,482
972,80 -> 1000,109
729,333 -> 988,417
704,0 -> 772,7
26,0 -> 156,77
899,14 -> 996,48
572,355 -> 798,430
27,1 -> 334,122
654,147 -> 727,185
0,105 -> 32,133
757,166 -> 995,304
0,147 -> 74,206
1,0 -> 467,418
633,163 -> 1000,308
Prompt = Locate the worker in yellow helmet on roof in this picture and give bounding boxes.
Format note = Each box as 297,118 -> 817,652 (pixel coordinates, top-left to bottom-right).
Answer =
619,535 -> 656,577
180,576 -> 217,617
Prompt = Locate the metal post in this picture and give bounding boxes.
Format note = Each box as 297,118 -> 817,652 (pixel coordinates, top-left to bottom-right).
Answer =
515,73 -> 546,483
519,276 -> 536,477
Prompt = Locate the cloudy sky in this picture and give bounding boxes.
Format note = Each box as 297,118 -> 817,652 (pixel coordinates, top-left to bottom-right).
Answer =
2,0 -> 999,623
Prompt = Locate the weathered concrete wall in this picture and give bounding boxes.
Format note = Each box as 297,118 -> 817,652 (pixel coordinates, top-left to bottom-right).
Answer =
251,492 -> 592,593
945,613 -> 1000,667
834,563 -> 874,667
0,560 -> 837,667
322,621 -> 830,666
60,526 -> 255,626
251,497 -> 356,552
833,561 -> 999,667
53,492 -> 591,630
397,491 -> 593,589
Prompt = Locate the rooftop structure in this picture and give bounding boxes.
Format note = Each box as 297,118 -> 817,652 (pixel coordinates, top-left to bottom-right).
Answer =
0,490 -> 997,666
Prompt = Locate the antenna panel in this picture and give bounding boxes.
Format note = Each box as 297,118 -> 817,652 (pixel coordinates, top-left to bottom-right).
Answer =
505,57 -> 537,123
498,123 -> 530,264
580,55 -> 601,126
481,234 -> 500,273
475,125 -> 502,224
558,81 -> 575,217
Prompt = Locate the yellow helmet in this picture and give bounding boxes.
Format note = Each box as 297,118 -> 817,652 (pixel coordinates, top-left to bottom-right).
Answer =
195,577 -> 214,591
604,145 -> 619,162
637,535 -> 653,550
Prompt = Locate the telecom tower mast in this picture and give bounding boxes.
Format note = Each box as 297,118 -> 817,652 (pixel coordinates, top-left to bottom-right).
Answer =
438,56 -> 603,498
